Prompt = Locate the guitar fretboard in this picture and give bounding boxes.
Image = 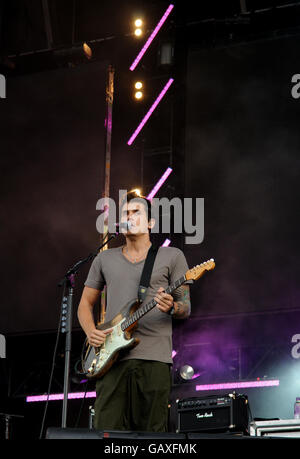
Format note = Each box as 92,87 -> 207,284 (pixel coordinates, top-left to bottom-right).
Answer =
121,275 -> 186,331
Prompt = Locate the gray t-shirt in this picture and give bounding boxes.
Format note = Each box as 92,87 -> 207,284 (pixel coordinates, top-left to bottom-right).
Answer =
84,245 -> 191,364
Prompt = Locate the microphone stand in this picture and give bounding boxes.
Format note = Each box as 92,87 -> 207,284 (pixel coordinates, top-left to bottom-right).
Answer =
58,232 -> 118,429
0,413 -> 24,439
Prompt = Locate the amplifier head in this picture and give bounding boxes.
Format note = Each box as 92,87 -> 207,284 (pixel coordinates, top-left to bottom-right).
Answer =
176,393 -> 249,434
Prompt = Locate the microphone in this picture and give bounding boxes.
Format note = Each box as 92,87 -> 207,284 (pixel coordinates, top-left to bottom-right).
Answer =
114,221 -> 132,232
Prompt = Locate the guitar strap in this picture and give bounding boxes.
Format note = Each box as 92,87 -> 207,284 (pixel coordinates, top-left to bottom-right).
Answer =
137,245 -> 159,302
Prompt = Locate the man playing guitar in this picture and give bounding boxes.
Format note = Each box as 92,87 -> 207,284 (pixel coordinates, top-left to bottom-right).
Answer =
77,191 -> 191,432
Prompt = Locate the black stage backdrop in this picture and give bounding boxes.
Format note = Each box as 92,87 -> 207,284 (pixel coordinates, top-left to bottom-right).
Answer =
0,60 -> 142,334
0,62 -> 106,334
184,34 -> 300,318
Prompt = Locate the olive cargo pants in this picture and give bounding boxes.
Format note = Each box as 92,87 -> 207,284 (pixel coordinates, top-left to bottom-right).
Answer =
93,359 -> 172,432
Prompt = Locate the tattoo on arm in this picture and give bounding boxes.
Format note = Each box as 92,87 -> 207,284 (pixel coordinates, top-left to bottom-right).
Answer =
172,285 -> 191,319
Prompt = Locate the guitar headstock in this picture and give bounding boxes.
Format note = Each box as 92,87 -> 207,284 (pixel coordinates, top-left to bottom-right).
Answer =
186,259 -> 215,281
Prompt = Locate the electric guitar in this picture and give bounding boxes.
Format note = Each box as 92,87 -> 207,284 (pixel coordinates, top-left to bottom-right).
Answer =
81,259 -> 215,379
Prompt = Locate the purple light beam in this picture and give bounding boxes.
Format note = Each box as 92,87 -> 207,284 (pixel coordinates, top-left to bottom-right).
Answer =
146,167 -> 173,248
26,391 -> 97,403
127,78 -> 174,146
130,4 -> 174,71
146,167 -> 173,201
196,379 -> 280,392
26,379 -> 280,402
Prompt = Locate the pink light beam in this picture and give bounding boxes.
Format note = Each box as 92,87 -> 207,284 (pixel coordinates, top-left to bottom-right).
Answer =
26,379 -> 280,402
130,4 -> 174,71
128,78 -> 174,146
26,391 -> 97,403
146,167 -> 173,249
146,167 -> 173,201
196,379 -> 280,392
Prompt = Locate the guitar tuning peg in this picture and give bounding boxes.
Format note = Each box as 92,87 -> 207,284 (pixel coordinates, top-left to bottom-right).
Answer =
210,258 -> 214,262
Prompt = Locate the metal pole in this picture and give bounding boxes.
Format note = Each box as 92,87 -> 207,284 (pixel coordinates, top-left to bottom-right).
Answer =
61,275 -> 74,428
98,65 -> 115,325
104,65 -> 114,201
5,415 -> 10,440
41,0 -> 54,49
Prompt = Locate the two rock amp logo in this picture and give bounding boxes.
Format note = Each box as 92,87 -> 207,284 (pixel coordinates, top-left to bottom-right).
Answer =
196,412 -> 213,419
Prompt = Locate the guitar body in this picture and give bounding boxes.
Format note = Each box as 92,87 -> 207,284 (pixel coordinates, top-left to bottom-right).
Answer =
81,258 -> 215,380
81,298 -> 142,379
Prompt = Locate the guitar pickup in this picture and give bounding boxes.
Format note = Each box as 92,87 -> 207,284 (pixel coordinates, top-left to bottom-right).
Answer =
95,347 -> 100,356
88,359 -> 97,374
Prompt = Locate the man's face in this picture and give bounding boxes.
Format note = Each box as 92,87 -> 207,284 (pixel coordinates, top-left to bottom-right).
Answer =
120,199 -> 150,235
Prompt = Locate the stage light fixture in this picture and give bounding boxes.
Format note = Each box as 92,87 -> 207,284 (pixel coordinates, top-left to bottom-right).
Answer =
135,90 -> 143,100
134,18 -> 143,37
135,19 -> 143,27
174,365 -> 201,383
131,188 -> 142,197
180,365 -> 195,380
83,42 -> 92,59
134,81 -> 144,101
134,28 -> 143,37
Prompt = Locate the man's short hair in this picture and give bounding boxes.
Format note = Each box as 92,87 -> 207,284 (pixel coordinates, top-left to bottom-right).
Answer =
120,190 -> 152,222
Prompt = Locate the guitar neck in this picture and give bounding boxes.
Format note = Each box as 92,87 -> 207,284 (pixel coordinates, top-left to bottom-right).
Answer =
121,275 -> 187,331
